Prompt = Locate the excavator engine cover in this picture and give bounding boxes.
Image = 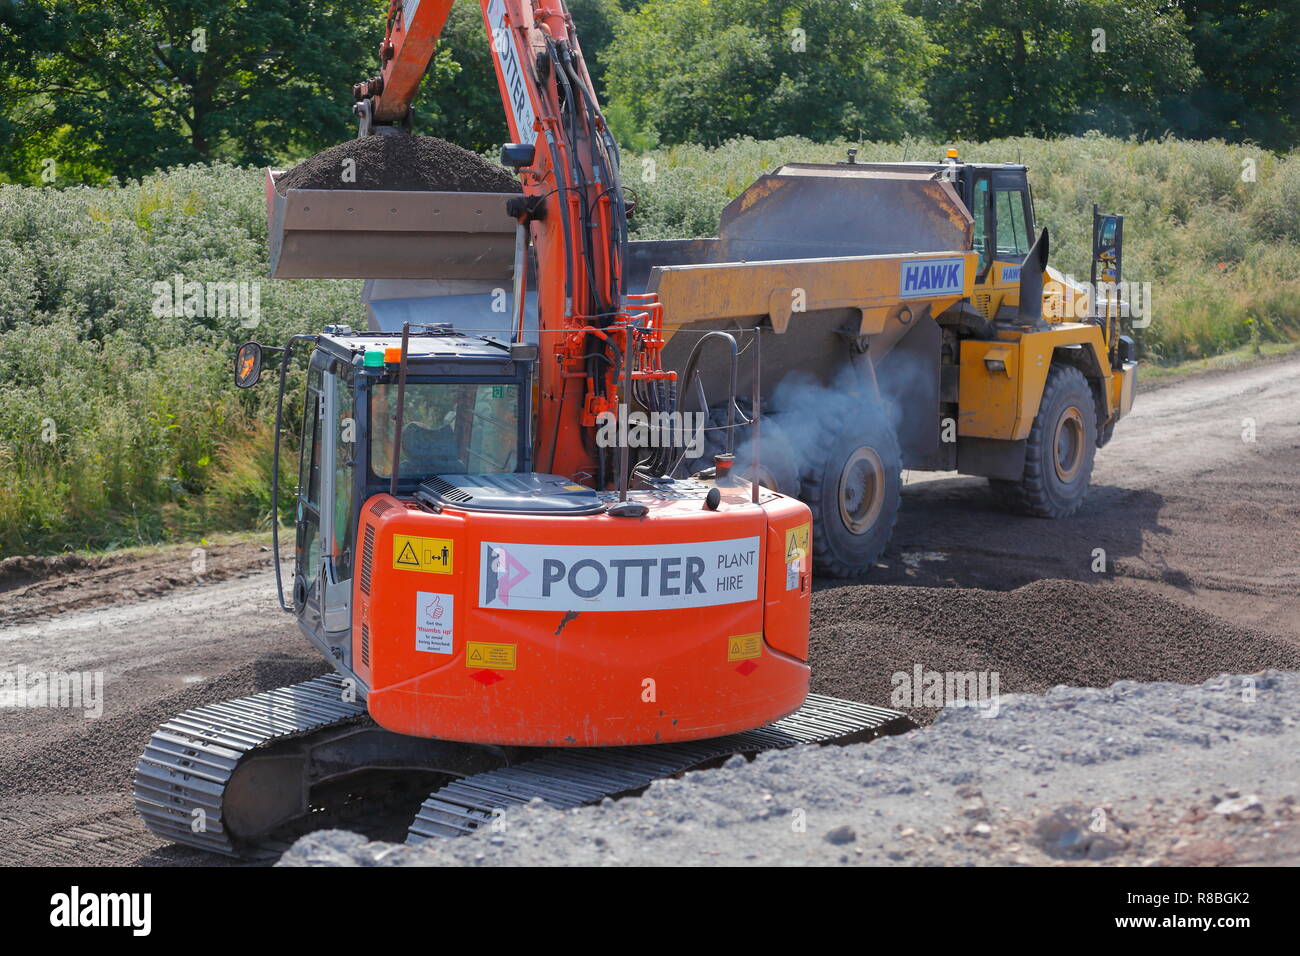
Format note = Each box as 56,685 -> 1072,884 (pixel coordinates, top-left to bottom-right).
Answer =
352,484 -> 815,746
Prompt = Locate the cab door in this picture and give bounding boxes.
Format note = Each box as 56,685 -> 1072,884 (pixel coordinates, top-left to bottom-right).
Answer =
294,358 -> 357,660
971,170 -> 1035,315
321,375 -> 356,639
989,171 -> 1035,308
294,365 -> 326,630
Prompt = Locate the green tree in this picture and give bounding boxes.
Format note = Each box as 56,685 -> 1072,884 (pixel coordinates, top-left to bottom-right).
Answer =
1170,1 -> 1300,150
602,0 -> 936,145
0,0 -> 384,184
907,0 -> 1200,140
568,0 -> 624,98
413,2 -> 512,154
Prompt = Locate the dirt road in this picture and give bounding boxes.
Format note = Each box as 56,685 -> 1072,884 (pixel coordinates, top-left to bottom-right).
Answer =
1,356 -> 1297,866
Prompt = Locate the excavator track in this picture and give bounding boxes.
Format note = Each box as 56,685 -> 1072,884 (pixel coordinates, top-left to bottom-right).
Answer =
406,694 -> 912,843
134,676 -> 913,859
133,675 -> 368,858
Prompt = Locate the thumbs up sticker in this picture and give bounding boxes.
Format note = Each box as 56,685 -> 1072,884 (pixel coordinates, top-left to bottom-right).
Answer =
415,592 -> 455,654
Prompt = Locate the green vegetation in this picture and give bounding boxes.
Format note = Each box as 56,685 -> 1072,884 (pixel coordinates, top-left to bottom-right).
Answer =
0,164 -> 360,554
603,0 -> 935,145
907,0 -> 1199,140
1,1 -> 1296,554
1,136 -> 1296,556
0,0 -> 383,183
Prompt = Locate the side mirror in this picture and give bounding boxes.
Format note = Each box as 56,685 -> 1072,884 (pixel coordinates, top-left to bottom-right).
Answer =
235,341 -> 263,388
1097,215 -> 1121,259
1091,208 -> 1124,288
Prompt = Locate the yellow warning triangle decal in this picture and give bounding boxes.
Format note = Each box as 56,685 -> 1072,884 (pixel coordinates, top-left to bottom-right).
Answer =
470,649 -> 482,660
395,541 -> 420,566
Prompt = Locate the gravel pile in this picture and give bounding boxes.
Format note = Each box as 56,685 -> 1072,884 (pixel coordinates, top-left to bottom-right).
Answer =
279,670 -> 1300,867
276,135 -> 520,193
809,579 -> 1300,724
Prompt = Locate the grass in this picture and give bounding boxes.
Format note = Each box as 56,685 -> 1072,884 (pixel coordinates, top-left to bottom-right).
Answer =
1,135 -> 1297,557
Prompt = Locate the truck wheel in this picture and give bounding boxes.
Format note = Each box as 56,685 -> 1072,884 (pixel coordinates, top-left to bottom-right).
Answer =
989,364 -> 1097,518
801,403 -> 902,579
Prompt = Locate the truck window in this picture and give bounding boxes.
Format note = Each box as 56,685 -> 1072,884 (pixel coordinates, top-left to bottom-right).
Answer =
972,177 -> 991,275
995,188 -> 1031,259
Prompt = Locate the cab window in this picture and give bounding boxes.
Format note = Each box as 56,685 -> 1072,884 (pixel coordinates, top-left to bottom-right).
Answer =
372,382 -> 520,479
995,188 -> 1031,259
332,379 -> 356,581
972,177 -> 990,275
296,368 -> 324,593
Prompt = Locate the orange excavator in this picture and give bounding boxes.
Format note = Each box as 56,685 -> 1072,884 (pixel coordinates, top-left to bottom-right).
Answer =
132,0 -> 911,857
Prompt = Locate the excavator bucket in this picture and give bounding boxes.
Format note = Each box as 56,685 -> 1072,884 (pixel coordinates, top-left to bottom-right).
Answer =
265,169 -> 519,279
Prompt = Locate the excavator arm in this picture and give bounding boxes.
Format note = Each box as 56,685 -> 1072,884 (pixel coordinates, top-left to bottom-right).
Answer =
351,0 -> 664,486
352,1 -> 455,129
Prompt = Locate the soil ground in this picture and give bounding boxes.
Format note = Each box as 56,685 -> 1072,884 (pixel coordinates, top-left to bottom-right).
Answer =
1,356 -> 1297,866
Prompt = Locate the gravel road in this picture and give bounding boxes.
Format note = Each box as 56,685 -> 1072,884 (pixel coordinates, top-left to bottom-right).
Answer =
1,356 -> 1296,866
280,670 -> 1300,867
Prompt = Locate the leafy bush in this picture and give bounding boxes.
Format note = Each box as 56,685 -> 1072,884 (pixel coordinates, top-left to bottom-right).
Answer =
1,137 -> 1296,555
0,165 -> 360,554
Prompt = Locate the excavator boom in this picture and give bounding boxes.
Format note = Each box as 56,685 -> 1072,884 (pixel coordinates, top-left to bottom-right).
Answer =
353,0 -> 634,483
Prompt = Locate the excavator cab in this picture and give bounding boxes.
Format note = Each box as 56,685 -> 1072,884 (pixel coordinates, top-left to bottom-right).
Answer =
239,326 -> 535,678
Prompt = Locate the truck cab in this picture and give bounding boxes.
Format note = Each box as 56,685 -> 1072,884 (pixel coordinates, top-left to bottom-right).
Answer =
834,155 -> 1045,319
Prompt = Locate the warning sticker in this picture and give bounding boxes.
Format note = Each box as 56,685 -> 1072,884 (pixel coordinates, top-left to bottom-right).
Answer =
785,522 -> 810,591
785,523 -> 810,561
727,633 -> 763,661
466,641 -> 517,671
393,535 -> 454,574
415,592 -> 454,654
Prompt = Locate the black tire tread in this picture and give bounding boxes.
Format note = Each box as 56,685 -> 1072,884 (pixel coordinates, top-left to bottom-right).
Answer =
801,398 -> 903,579
989,363 -> 1096,518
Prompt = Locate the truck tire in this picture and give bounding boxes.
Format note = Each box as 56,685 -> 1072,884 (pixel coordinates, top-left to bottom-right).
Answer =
989,364 -> 1097,518
801,401 -> 902,579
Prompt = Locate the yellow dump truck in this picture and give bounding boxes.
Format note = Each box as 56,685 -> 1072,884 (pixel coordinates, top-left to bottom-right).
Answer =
269,148 -> 1136,579
625,151 -> 1138,576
